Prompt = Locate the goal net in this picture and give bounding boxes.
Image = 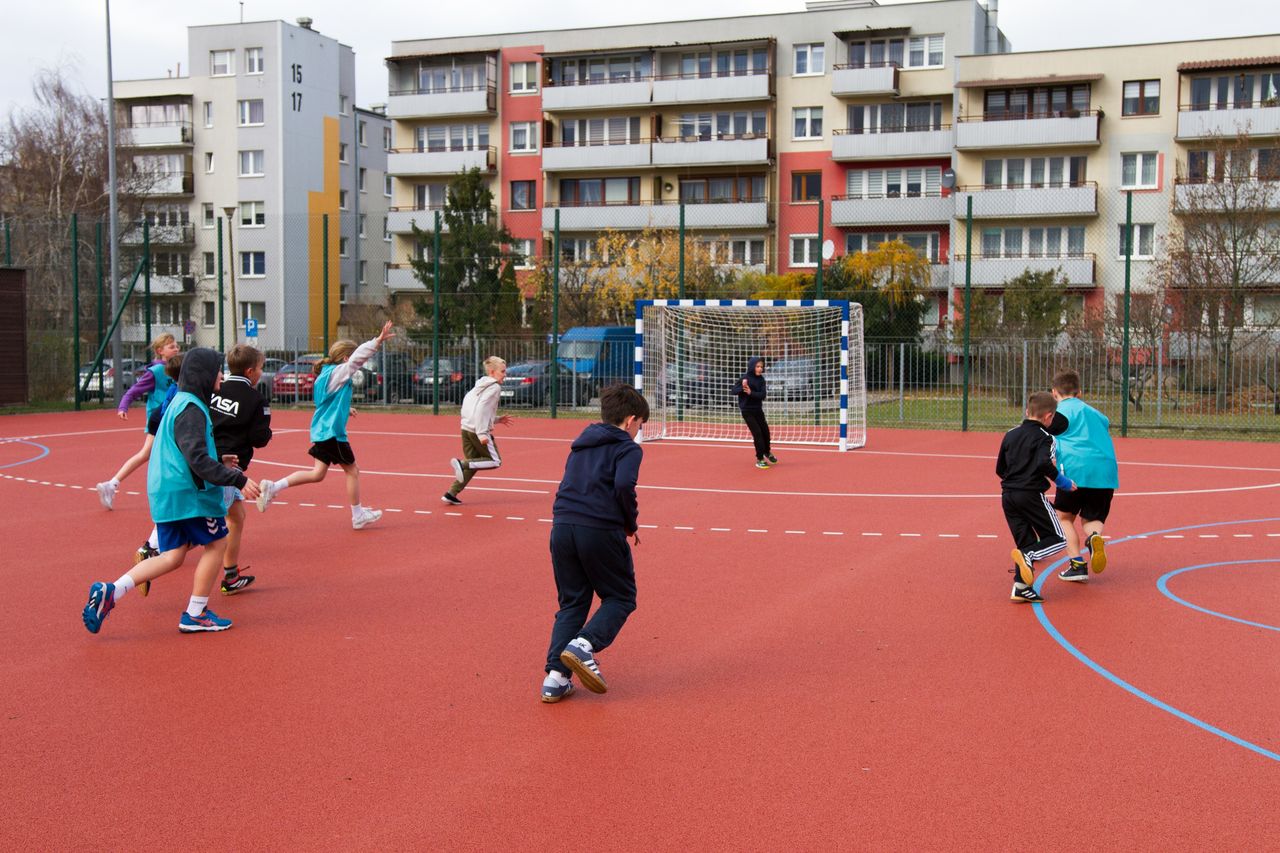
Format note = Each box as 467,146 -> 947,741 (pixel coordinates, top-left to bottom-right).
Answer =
635,299 -> 865,451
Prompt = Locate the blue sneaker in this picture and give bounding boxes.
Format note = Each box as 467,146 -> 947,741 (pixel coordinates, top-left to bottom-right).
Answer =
541,676 -> 575,704
559,638 -> 607,694
82,582 -> 116,634
179,608 -> 233,633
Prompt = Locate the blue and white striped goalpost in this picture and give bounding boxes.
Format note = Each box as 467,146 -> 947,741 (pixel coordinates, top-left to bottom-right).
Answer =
634,299 -> 865,451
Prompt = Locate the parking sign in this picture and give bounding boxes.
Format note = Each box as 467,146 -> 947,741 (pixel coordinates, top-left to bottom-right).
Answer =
245,318 -> 259,338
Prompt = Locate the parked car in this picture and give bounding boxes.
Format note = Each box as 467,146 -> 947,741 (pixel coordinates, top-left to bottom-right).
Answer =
256,358 -> 288,401
768,357 -> 817,401
500,361 -> 592,407
661,361 -> 733,408
77,358 -> 144,401
358,352 -> 419,404
412,356 -> 477,404
271,355 -> 322,402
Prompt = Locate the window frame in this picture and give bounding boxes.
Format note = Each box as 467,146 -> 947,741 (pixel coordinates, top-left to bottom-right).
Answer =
510,121 -> 539,153
791,171 -> 822,203
793,43 -> 826,77
239,252 -> 266,279
210,50 -> 234,77
245,47 -> 264,75
789,234 -> 820,267
1117,223 -> 1155,259
239,201 -> 265,228
237,99 -> 265,127
792,107 -> 823,140
511,180 -> 536,211
239,301 -> 267,327
510,61 -> 539,93
238,149 -> 265,177
1122,79 -> 1161,116
1120,152 -> 1160,189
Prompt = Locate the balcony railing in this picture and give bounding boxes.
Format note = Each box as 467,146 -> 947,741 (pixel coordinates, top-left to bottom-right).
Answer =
953,182 -> 1098,218
831,125 -> 952,160
542,138 -> 654,171
651,134 -> 771,167
542,199 -> 770,230
387,146 -> 496,176
1176,102 -> 1280,139
121,223 -> 195,245
951,253 -> 1096,287
119,274 -> 195,295
542,76 -> 653,112
651,68 -> 772,104
386,81 -> 497,118
121,122 -> 193,147
831,63 -> 899,97
955,109 -> 1102,149
137,172 -> 194,195
1173,176 -> 1280,212
830,191 -> 953,227
386,207 -> 449,234
386,263 -> 426,291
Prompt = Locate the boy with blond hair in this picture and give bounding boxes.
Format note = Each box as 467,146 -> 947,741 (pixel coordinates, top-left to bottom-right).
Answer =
442,356 -> 514,506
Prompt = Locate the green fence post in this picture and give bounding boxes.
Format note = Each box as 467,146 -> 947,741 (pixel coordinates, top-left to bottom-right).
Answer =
551,209 -> 560,420
815,198 -> 824,299
678,203 -> 685,300
962,194 -> 973,432
143,218 -> 152,347
1121,189 -> 1133,438
216,217 -> 225,352
72,214 -> 80,411
322,213 -> 330,352
96,221 -> 104,403
432,210 -> 441,417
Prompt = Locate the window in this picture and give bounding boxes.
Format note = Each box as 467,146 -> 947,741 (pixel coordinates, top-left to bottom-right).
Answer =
339,95 -> 349,115
846,101 -> 943,134
790,235 -> 820,267
203,101 -> 213,128
907,35 -> 946,69
1121,152 -> 1159,189
793,107 -> 823,140
511,61 -> 539,92
980,226 -> 1086,257
845,231 -> 941,262
359,260 -> 367,284
237,99 -> 264,126
558,177 -> 641,206
339,190 -> 348,210
920,297 -> 941,326
1122,79 -> 1160,116
202,203 -> 215,228
415,183 -> 447,210
339,237 -> 349,257
511,181 -> 536,210
358,167 -> 367,191
203,252 -> 215,277
983,84 -> 1090,119
560,116 -> 644,146
674,109 -> 766,140
981,156 -> 1086,188
513,238 -> 536,268
679,175 -> 765,203
417,123 -> 489,152
845,167 -> 943,199
791,172 -> 822,202
794,43 -> 825,76
510,121 -> 538,152
152,252 -> 191,276
239,301 -> 266,327
1118,223 -> 1155,258
239,201 -> 265,227
240,252 -> 266,277
339,142 -> 348,163
358,214 -> 366,237
238,150 -> 264,177
204,152 -> 214,174
383,127 -> 393,151
846,35 -> 944,70
210,50 -> 233,76
245,47 -> 264,75
560,238 -> 594,263
202,301 -> 216,326
1253,295 -> 1280,325
358,121 -> 367,146
384,174 -> 393,196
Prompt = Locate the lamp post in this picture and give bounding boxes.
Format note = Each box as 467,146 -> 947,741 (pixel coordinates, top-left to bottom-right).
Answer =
222,205 -> 237,343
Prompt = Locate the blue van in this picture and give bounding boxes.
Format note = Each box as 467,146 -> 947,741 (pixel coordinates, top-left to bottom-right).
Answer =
556,326 -> 634,399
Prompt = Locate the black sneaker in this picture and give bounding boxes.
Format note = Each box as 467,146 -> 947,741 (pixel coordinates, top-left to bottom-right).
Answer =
1011,583 -> 1044,603
221,569 -> 256,595
765,454 -> 778,465
441,492 -> 462,506
1058,560 -> 1089,583
1087,533 -> 1107,574
1010,548 -> 1035,586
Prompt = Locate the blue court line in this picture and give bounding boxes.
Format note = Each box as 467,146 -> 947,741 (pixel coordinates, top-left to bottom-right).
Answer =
0,439 -> 50,469
1157,560 -> 1280,633
1030,517 -> 1280,763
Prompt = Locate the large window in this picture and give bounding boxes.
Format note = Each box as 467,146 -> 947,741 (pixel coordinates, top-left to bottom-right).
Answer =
416,62 -> 488,93
701,238 -> 767,266
210,50 -> 234,76
245,47 -> 264,75
679,176 -> 765,203
1121,152 -> 1159,189
549,54 -> 650,86
239,302 -> 266,327
510,121 -> 538,152
128,103 -> 190,128
979,225 -> 1086,257
794,43 -> 825,76
845,167 -> 943,199
1118,223 -> 1155,258
417,124 -> 489,153
511,181 -> 536,210
846,101 -> 943,134
203,252 -> 215,277
559,177 -> 640,206
239,201 -> 265,227
510,62 -> 538,92
790,235 -> 821,267
240,252 -> 266,277
981,156 -> 1087,188
983,84 -> 1090,119
675,110 -> 766,140
1122,79 -> 1160,116
845,231 -> 941,263
238,149 -> 264,177
415,183 -> 447,210
560,117 -> 643,146
793,107 -> 823,140
791,172 -> 822,202
1189,71 -> 1280,110
237,99 -> 264,126
152,252 -> 190,276
846,34 -> 943,69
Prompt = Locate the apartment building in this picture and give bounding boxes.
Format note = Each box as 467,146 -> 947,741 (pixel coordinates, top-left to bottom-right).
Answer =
384,0 -> 1008,323
952,33 -> 1280,321
114,17 -> 390,352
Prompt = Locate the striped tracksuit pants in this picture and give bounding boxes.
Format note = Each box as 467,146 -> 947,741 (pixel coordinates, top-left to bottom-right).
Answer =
1001,488 -> 1066,563
449,429 -> 501,496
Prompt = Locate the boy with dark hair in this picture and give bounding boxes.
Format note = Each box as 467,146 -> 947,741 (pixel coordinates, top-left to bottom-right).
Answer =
82,348 -> 262,635
997,391 -> 1075,603
1051,369 -> 1118,583
541,383 -> 649,703
211,344 -> 273,594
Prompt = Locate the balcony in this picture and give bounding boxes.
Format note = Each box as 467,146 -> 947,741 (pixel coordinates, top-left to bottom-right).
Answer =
542,78 -> 653,112
121,274 -> 195,295
1177,104 -> 1280,140
651,135 -> 771,167
928,263 -> 950,291
831,64 -> 899,97
122,122 -> 193,148
651,70 -> 772,105
952,254 -> 1096,287
542,140 -> 652,172
953,183 -> 1097,219
121,223 -> 195,245
955,110 -> 1102,150
832,126 -> 952,161
1173,178 -> 1280,212
387,147 -> 495,177
386,83 -> 497,119
138,172 -> 194,195
386,263 -> 426,291
542,200 -> 769,231
830,192 -> 953,227
123,323 -> 186,344
386,208 -> 448,234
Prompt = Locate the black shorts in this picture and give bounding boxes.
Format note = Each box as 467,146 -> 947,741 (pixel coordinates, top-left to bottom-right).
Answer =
308,438 -> 356,466
1053,486 -> 1113,523
146,408 -> 163,436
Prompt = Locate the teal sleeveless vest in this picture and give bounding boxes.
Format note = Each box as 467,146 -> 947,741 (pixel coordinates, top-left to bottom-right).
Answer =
147,392 -> 227,522
310,364 -> 354,442
145,362 -> 174,423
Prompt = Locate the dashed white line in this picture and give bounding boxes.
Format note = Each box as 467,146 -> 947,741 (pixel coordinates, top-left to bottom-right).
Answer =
384,508 -> 402,513
977,534 -> 998,539
785,530 -> 806,535
900,533 -> 922,537
445,512 -> 462,517
299,502 -> 316,507
414,510 -> 432,515
862,532 -> 882,537
506,516 -> 524,521
675,526 -> 695,531
710,527 -> 732,532
1232,534 -> 1252,538
1163,535 -> 1184,539
477,514 -> 493,519
327,504 -> 344,509
1199,534 -> 1220,538
939,533 -> 960,538
748,528 -> 768,534
822,531 -> 843,536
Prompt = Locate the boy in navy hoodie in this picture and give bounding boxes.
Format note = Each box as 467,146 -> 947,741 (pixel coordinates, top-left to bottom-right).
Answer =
541,383 -> 649,703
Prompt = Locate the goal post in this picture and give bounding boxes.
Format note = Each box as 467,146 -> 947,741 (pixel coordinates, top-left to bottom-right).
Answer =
634,299 -> 865,451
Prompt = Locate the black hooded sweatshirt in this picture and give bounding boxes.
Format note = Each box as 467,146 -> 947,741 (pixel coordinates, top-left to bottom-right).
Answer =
736,356 -> 766,412
552,422 -> 643,534
172,347 -> 248,491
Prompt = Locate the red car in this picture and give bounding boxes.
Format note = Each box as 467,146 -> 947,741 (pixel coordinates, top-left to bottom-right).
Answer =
271,355 -> 322,402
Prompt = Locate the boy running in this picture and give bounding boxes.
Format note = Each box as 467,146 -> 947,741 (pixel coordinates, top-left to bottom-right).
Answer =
443,356 -> 514,506
1051,370 -> 1118,582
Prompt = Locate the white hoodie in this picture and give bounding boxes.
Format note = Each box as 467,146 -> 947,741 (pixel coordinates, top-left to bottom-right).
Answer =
459,375 -> 502,439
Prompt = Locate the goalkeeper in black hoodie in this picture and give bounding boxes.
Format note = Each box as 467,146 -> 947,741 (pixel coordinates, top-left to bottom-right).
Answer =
210,344 -> 273,595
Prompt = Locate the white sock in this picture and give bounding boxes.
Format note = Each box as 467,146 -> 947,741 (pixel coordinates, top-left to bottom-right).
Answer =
351,504 -> 364,519
186,595 -> 209,618
109,478 -> 120,488
272,480 -> 290,495
147,527 -> 159,550
544,671 -> 570,687
112,575 -> 136,601
572,637 -> 593,653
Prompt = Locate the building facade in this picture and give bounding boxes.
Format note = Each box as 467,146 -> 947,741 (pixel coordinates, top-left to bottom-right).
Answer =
114,17 -> 390,353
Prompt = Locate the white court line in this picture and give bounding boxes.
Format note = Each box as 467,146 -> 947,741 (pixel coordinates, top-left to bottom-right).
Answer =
747,528 -> 768,533
710,527 -> 732,532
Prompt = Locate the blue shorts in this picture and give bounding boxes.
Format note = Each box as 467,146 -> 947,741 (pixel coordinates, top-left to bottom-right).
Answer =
156,516 -> 229,552
222,486 -> 244,508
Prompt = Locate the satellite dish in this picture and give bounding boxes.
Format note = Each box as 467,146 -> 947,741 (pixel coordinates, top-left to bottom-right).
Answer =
821,239 -> 835,261
941,168 -> 956,190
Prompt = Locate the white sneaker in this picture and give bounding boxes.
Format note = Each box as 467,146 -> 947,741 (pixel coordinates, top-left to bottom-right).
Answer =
256,479 -> 275,513
95,481 -> 117,510
450,457 -> 465,483
352,508 -> 383,530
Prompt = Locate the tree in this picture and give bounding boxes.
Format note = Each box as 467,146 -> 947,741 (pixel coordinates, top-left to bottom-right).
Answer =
825,240 -> 931,340
408,168 -> 522,339
1159,131 -> 1280,409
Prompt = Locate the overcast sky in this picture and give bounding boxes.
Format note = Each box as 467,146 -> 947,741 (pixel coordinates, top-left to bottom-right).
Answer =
1,0 -> 1274,115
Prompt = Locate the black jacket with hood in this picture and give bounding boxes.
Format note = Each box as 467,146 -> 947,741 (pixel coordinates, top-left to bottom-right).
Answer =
736,356 -> 766,412
173,347 -> 248,491
552,422 -> 643,534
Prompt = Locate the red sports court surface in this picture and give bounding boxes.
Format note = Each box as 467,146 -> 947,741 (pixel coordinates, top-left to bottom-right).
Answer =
1,409 -> 1277,849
